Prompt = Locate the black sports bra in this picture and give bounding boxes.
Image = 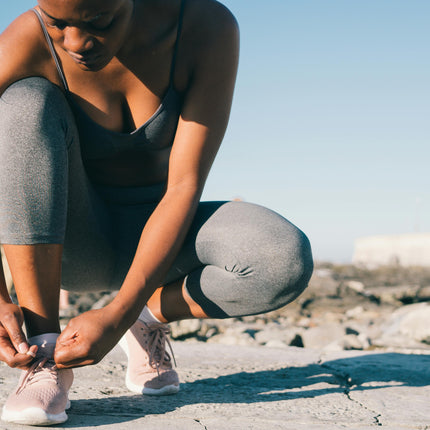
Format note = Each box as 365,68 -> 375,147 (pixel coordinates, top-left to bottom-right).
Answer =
32,2 -> 185,167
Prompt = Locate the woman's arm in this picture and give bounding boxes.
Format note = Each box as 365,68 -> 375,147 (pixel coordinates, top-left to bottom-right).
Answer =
54,3 -> 240,368
116,4 -> 240,322
0,11 -> 59,95
0,252 -> 39,368
0,12 -> 53,367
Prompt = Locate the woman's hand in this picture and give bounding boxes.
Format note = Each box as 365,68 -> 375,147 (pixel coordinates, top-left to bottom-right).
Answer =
0,302 -> 38,369
54,305 -> 126,369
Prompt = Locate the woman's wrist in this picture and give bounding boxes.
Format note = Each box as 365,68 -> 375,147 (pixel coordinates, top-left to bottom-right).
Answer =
0,281 -> 12,305
107,293 -> 142,331
0,292 -> 12,305
110,273 -> 157,328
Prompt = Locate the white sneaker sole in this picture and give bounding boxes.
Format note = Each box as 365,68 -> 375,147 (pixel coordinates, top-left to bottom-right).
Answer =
1,399 -> 71,426
118,335 -> 180,396
125,372 -> 180,396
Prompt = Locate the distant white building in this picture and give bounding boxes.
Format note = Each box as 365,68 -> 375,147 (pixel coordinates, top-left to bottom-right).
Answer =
352,233 -> 430,268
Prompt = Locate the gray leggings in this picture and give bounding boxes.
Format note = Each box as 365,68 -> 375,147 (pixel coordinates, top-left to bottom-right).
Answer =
0,77 -> 313,318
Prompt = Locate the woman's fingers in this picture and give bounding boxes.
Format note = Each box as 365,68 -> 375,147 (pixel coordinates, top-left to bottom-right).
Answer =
7,351 -> 35,369
2,319 -> 28,354
55,322 -> 95,368
55,308 -> 123,369
55,336 -> 95,369
54,325 -> 78,364
0,337 -> 37,369
54,355 -> 95,369
0,304 -> 28,354
0,303 -> 38,368
56,323 -> 78,347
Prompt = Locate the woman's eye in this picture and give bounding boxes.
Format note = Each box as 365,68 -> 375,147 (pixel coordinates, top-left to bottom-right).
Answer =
43,15 -> 114,32
47,21 -> 67,30
89,18 -> 114,31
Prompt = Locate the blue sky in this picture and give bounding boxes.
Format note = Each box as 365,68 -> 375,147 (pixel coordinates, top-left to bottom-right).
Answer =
2,1 -> 429,262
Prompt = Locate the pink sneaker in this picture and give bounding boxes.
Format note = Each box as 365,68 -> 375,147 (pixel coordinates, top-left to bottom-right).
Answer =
1,343 -> 73,426
119,321 -> 179,396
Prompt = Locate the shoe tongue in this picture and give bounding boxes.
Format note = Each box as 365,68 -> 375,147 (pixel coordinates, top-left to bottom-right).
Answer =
35,342 -> 56,359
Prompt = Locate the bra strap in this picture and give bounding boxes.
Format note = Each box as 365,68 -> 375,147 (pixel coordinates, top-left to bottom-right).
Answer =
169,0 -> 186,86
31,8 -> 69,92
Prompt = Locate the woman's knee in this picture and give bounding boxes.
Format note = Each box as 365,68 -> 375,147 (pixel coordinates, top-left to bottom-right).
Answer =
195,201 -> 313,316
233,202 -> 314,313
264,223 -> 313,310
0,77 -> 74,150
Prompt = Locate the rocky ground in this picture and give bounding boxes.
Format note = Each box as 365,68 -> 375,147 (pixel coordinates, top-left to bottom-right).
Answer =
55,263 -> 430,353
2,342 -> 429,429
1,253 -> 430,429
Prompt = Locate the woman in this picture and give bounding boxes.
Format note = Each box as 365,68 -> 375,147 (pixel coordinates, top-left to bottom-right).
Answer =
0,0 -> 313,425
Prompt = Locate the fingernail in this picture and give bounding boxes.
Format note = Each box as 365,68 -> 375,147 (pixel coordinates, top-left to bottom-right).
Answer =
18,343 -> 29,354
26,350 -> 36,358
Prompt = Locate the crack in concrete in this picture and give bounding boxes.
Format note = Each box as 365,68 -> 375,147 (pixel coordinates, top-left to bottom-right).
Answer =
373,413 -> 382,426
320,359 -> 383,426
194,418 -> 208,430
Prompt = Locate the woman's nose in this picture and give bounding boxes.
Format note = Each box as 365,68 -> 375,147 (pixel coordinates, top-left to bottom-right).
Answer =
63,26 -> 94,54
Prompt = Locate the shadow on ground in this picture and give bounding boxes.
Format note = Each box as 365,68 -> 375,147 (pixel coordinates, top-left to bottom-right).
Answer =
62,352 -> 430,428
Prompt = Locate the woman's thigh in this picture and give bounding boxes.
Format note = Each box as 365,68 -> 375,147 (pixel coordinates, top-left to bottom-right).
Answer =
0,77 -> 116,291
61,122 -> 117,291
0,78 -> 71,244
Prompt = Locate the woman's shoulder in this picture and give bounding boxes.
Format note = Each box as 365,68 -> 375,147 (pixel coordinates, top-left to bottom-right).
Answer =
181,0 -> 239,62
0,10 -> 55,95
184,0 -> 239,40
174,0 -> 239,95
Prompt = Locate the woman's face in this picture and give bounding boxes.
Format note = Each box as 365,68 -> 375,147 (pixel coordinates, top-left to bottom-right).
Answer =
37,0 -> 134,71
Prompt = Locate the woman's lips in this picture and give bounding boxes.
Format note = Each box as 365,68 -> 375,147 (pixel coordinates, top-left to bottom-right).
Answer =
68,52 -> 101,66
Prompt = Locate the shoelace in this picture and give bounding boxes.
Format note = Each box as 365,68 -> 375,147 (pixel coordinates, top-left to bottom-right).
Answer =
144,323 -> 177,375
16,358 -> 58,395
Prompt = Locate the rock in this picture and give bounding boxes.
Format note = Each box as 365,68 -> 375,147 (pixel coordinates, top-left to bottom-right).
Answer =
204,326 -> 219,339
91,291 -> 117,310
342,334 -> 370,350
373,303 -> 430,347
254,323 -> 302,347
290,334 -> 304,347
296,317 -> 313,328
365,285 -> 421,305
74,293 -> 104,313
392,303 -> 430,342
345,306 -> 365,319
170,320 -> 203,340
344,280 -> 365,293
206,330 -> 256,346
295,271 -> 340,313
264,339 -> 288,348
323,341 -> 345,352
371,333 -> 426,350
301,323 -> 345,349
313,267 -> 334,278
323,333 -> 370,352
59,306 -> 78,319
417,285 -> 430,301
345,326 -> 360,336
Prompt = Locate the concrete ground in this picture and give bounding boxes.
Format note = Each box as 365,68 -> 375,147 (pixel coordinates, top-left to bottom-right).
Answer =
0,342 -> 429,429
